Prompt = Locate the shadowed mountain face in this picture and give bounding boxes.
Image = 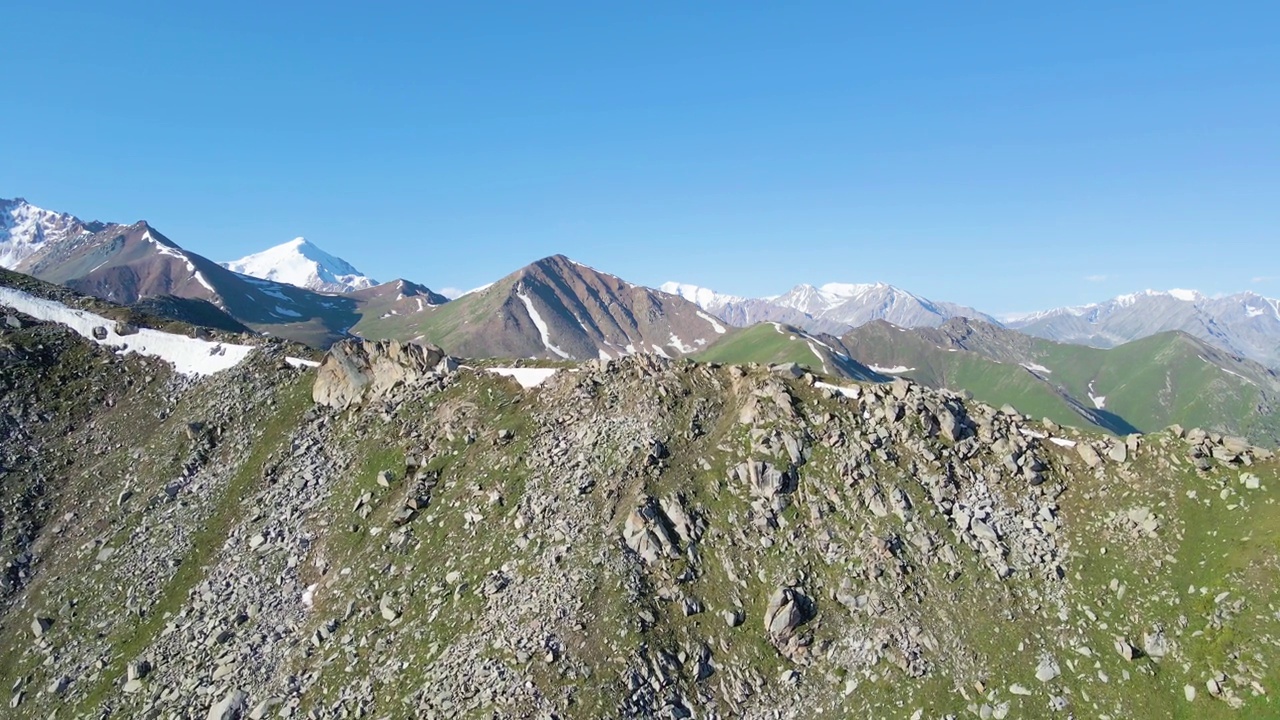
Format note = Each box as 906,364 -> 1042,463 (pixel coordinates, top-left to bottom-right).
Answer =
353,255 -> 729,360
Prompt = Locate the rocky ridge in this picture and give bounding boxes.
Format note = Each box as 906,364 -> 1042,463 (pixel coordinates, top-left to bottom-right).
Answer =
0,300 -> 1278,718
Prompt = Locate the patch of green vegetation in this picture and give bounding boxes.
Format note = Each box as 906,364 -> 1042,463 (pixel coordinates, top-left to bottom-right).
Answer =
695,323 -> 824,369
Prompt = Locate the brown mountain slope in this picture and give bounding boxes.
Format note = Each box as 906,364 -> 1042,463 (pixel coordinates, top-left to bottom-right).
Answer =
353,254 -> 729,359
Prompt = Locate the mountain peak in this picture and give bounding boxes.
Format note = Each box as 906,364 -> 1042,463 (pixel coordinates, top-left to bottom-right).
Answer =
221,238 -> 376,294
1,197 -> 89,270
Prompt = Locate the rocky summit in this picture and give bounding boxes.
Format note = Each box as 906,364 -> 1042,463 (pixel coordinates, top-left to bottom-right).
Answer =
0,291 -> 1279,719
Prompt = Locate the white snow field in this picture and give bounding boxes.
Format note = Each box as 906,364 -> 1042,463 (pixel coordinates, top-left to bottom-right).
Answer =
0,286 -> 255,376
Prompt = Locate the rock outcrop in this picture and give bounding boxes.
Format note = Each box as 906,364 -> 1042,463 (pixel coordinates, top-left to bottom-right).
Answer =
312,338 -> 453,409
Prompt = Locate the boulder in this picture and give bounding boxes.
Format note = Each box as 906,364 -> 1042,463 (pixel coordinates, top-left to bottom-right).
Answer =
313,339 -> 452,409
1077,443 -> 1103,469
208,689 -> 249,720
763,587 -> 811,641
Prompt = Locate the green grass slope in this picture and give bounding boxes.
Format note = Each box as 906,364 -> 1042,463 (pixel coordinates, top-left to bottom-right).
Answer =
695,322 -> 885,381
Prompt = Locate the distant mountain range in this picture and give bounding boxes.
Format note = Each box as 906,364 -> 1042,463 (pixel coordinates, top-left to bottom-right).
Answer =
694,316 -> 1280,446
4,195 -> 1279,374
1006,289 -> 1280,369
661,280 -> 999,336
5,194 -> 1280,444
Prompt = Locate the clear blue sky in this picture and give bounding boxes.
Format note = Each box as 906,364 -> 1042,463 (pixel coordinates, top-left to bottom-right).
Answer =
3,2 -> 1277,314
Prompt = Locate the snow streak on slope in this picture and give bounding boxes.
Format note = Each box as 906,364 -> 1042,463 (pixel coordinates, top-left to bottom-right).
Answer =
695,310 -> 727,334
516,290 -> 570,359
0,287 -> 255,376
488,367 -> 559,388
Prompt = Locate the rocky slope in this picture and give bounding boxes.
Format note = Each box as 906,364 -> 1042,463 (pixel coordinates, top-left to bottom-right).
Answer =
355,255 -> 728,360
2,279 -> 1279,718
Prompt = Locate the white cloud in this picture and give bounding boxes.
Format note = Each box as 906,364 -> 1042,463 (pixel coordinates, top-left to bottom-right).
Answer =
439,287 -> 465,299
1252,276 -> 1274,284
1084,274 -> 1108,283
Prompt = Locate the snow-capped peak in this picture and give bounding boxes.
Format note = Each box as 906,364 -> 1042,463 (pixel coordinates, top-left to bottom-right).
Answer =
222,237 -> 376,294
1,197 -> 86,269
816,282 -> 890,300
659,281 -> 744,310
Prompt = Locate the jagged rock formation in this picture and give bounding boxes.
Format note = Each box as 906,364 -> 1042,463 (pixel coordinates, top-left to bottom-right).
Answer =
1,299 -> 1279,718
312,338 -> 453,409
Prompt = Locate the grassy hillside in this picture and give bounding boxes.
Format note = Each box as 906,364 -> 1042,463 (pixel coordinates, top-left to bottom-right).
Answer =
695,322 -> 884,381
839,321 -> 1280,445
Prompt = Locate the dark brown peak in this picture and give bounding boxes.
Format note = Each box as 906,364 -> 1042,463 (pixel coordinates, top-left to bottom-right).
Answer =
524,254 -> 578,275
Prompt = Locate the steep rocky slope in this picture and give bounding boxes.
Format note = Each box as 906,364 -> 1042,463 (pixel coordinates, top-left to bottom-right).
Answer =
1,294 -> 1279,718
354,255 -> 727,360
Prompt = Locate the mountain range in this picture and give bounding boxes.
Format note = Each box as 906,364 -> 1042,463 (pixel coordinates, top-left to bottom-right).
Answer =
4,194 -> 1280,445
7,196 -> 1277,366
5,199 -> 1280,716
1007,289 -> 1280,370
4,274 -> 1278,717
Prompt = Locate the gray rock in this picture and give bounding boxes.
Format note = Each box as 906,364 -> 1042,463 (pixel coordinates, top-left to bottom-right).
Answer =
208,689 -> 249,720
763,587 -> 810,641
1035,657 -> 1060,682
313,339 -> 450,409
1077,443 -> 1103,469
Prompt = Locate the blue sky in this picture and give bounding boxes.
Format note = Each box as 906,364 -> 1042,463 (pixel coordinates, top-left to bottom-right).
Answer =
2,2 -> 1277,314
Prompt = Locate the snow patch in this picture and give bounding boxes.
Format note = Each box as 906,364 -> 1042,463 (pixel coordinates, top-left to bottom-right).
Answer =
1087,381 -> 1106,409
1049,437 -> 1077,448
274,305 -> 302,318
1021,362 -> 1052,374
650,344 -> 671,359
869,364 -> 915,374
286,357 -> 320,369
695,310 -> 727,334
489,367 -> 559,389
668,334 -> 694,353
0,286 -> 254,376
516,290 -> 571,359
806,341 -> 830,375
815,381 -> 860,399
